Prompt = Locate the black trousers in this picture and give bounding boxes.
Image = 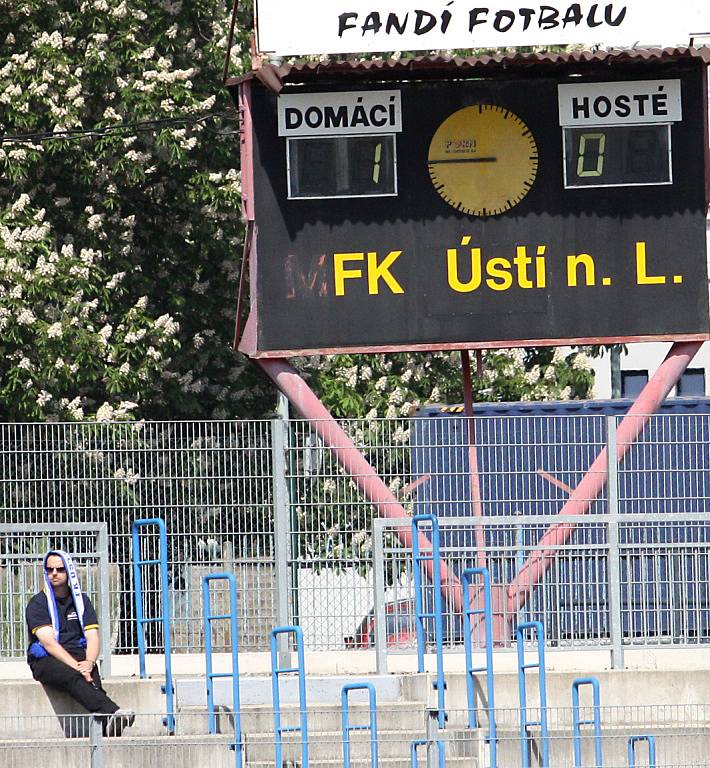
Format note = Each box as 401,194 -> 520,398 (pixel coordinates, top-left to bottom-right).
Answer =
29,652 -> 119,715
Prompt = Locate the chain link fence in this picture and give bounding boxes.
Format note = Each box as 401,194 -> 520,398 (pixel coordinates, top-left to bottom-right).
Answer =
2,408 -> 710,659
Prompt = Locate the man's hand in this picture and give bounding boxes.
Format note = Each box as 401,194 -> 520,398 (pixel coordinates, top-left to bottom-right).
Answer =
77,659 -> 94,682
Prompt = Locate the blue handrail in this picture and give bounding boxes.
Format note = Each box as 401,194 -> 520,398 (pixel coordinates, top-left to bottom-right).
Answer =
410,738 -> 446,768
131,517 -> 174,734
202,573 -> 243,767
411,513 -> 446,728
271,625 -> 308,768
572,677 -> 603,768
462,567 -> 497,768
341,683 -> 378,768
516,620 -> 549,768
628,735 -> 657,768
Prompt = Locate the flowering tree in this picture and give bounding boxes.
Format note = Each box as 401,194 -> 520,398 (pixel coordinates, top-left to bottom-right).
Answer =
299,347 -> 594,420
0,1 -> 594,422
0,0 -> 271,420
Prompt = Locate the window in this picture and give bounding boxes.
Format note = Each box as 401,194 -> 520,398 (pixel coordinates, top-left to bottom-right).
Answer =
677,368 -> 705,397
621,370 -> 649,398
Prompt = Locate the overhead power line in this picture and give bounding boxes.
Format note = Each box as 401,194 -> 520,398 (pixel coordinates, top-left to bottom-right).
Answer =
0,111 -> 239,145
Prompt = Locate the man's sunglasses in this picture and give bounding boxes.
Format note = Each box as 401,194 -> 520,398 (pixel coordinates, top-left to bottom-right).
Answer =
45,566 -> 66,574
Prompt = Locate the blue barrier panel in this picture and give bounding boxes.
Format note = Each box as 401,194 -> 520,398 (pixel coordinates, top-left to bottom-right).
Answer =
271,625 -> 308,768
517,620 -> 549,768
202,573 -> 243,767
131,517 -> 174,734
341,683 -> 378,768
572,677 -> 603,768
411,400 -> 710,641
462,567 -> 497,768
410,738 -> 446,768
412,514 -> 446,728
628,735 -> 657,768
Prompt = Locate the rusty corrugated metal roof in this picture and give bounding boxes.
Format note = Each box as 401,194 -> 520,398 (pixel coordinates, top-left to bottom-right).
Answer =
225,47 -> 710,93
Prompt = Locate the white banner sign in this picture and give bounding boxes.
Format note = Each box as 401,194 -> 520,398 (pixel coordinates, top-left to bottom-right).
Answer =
254,1 -> 709,57
278,91 -> 402,136
558,79 -> 683,126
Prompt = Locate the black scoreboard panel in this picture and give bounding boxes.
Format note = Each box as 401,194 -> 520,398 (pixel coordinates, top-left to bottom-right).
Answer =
247,61 -> 709,356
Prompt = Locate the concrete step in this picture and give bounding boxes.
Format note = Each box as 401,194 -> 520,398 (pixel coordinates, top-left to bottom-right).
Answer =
0,735 -> 236,768
401,668 -> 710,712
176,674 -> 403,708
0,679 -> 166,738
176,701 -> 428,735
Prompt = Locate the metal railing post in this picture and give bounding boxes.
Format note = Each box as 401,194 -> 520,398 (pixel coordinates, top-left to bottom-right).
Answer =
412,514 -> 446,729
606,415 -> 625,669
272,415 -> 292,669
572,677 -> 603,768
341,682 -> 378,768
97,523 -> 111,679
410,732 -> 446,768
628,735 -> 657,768
373,519 -> 388,674
89,715 -> 104,768
202,572 -> 244,767
271,625 -> 309,768
517,620 -> 549,768
131,517 -> 175,734
462,567 -> 497,768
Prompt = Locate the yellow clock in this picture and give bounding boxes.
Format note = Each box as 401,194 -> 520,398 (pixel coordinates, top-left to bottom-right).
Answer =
428,104 -> 539,217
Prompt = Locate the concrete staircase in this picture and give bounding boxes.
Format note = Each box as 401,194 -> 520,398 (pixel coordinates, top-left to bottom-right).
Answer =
2,668 -> 710,767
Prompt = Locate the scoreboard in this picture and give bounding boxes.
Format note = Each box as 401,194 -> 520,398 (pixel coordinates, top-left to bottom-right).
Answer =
231,52 -> 710,357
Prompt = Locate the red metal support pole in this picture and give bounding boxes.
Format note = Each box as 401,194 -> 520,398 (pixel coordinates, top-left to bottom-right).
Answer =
461,351 -> 487,570
504,340 -> 702,621
257,357 -> 464,612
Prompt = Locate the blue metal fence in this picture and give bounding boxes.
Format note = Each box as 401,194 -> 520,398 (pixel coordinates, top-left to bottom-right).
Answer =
517,620 -> 550,768
131,517 -> 175,734
341,683 -> 378,768
412,514 -> 446,728
628,734 -> 657,768
202,572 -> 243,766
462,566 -> 497,768
572,677 -> 603,768
271,625 -> 309,768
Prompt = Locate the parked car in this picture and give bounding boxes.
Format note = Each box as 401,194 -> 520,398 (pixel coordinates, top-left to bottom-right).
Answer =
344,597 -> 465,649
344,599 -> 417,649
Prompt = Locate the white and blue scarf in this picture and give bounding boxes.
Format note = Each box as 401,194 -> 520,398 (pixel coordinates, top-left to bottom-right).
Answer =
29,550 -> 86,659
42,549 -> 86,641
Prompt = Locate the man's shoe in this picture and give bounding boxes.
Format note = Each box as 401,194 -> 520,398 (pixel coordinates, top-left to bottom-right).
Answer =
105,709 -> 135,737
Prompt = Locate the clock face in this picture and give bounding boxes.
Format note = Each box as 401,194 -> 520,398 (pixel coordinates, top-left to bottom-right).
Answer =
428,104 -> 539,216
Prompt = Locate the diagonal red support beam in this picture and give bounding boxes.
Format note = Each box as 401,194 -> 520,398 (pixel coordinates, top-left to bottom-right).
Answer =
257,357 -> 464,612
503,340 -> 702,624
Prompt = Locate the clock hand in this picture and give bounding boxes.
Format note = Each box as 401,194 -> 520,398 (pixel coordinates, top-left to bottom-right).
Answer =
429,157 -> 497,164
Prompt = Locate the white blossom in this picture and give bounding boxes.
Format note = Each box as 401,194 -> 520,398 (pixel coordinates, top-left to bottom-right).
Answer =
46,322 -> 63,339
96,403 -> 115,421
17,308 -> 36,325
36,390 -> 52,407
572,353 -> 593,372
11,194 -> 31,215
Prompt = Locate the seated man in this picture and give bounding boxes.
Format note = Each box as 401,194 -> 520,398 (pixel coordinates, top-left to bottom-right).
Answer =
25,550 -> 134,737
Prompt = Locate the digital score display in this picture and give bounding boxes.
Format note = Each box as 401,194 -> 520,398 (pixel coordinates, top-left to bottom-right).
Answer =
236,55 -> 710,357
563,124 -> 671,188
287,135 -> 397,198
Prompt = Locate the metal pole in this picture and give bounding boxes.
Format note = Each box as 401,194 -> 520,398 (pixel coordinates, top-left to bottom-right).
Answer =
373,519 -> 388,674
461,350 -> 487,570
89,715 -> 104,768
257,357 -> 464,612
272,414 -> 292,669
606,415 -> 625,669
506,341 -> 702,619
97,523 -> 111,678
